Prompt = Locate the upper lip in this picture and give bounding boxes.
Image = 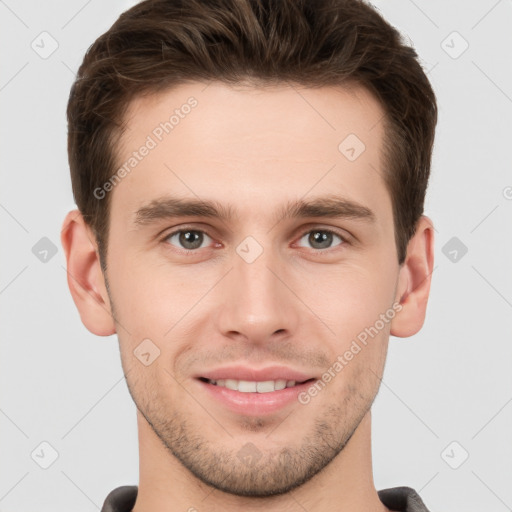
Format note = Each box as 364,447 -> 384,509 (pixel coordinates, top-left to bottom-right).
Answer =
197,365 -> 316,383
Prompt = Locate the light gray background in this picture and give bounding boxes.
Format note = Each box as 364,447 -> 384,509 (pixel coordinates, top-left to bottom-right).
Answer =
1,1 -> 511,511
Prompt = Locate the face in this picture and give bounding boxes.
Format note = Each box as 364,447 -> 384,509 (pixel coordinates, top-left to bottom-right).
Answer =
103,81 -> 401,496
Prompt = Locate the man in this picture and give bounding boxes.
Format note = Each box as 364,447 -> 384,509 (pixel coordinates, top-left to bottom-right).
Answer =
61,0 -> 436,510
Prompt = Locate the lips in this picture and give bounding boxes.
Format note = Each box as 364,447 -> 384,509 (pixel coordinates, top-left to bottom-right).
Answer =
194,366 -> 318,415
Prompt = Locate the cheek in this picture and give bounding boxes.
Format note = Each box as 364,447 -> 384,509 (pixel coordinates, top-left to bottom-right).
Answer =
303,262 -> 395,329
108,250 -> 204,329
301,262 -> 395,376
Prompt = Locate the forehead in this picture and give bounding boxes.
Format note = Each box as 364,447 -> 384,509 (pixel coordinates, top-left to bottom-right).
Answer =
120,80 -> 385,158
111,81 -> 391,231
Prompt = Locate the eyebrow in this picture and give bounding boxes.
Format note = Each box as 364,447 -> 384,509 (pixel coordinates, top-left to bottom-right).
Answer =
133,194 -> 376,227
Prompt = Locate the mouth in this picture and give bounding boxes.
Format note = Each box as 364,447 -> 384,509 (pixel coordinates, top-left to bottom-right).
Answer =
198,377 -> 315,393
194,368 -> 318,416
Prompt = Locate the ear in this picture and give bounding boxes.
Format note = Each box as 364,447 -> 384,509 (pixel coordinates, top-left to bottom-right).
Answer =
60,210 -> 116,336
390,215 -> 435,338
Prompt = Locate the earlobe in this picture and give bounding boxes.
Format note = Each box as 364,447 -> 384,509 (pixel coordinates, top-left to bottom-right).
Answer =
60,210 -> 116,336
390,215 -> 435,338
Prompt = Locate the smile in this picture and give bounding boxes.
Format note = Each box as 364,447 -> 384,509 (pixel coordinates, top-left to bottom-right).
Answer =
201,378 -> 311,393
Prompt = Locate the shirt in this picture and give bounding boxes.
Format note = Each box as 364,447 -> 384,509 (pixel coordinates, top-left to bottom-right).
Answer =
100,485 -> 431,511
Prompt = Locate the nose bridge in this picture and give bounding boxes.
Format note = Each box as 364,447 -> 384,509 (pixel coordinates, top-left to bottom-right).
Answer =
216,238 -> 299,341
238,245 -> 279,305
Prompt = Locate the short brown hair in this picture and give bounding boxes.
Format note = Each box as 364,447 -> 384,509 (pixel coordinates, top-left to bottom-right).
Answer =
67,0 -> 437,269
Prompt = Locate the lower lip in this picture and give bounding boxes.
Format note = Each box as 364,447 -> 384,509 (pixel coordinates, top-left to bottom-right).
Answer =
197,379 -> 316,416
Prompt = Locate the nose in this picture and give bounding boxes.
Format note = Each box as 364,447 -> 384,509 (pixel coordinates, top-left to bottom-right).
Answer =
215,243 -> 302,345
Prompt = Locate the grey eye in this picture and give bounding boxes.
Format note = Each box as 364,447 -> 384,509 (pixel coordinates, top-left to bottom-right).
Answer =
166,230 -> 211,250
297,230 -> 344,250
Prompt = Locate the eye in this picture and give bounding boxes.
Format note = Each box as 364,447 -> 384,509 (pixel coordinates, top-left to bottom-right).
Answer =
163,229 -> 213,251
296,228 -> 346,250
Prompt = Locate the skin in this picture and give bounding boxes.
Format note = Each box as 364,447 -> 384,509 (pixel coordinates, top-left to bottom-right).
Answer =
61,81 -> 434,512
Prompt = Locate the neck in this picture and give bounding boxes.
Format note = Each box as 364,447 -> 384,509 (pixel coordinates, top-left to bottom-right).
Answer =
132,410 -> 389,512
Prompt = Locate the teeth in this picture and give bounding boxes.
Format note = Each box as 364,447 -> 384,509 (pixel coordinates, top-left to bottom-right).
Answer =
256,381 -> 275,393
274,379 -> 287,391
224,379 -> 238,391
208,378 -> 298,393
239,380 -> 257,392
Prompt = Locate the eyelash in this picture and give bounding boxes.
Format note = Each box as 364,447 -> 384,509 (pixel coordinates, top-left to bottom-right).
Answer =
160,226 -> 349,254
